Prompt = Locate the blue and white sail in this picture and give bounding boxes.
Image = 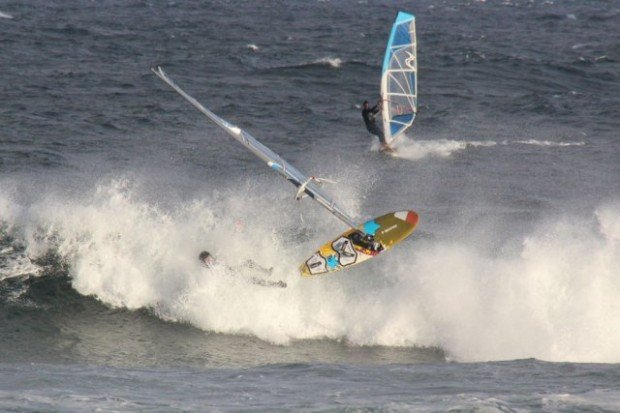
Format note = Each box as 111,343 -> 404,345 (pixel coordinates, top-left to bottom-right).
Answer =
381,11 -> 417,145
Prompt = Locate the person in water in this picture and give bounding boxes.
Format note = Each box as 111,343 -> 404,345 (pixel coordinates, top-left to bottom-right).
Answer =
199,251 -> 216,268
362,99 -> 389,150
199,251 -> 286,288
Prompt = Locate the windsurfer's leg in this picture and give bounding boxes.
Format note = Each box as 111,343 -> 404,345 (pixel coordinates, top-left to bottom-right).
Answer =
372,126 -> 388,146
378,132 -> 387,146
245,259 -> 273,275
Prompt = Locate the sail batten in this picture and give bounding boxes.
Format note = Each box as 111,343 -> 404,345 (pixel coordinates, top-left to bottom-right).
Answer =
381,11 -> 417,145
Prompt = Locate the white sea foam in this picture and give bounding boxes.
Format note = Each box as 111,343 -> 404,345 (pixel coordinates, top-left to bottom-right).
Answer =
0,11 -> 13,19
386,138 -> 496,160
1,178 -> 619,363
513,139 -> 585,147
0,248 -> 41,282
313,57 -> 342,68
391,202 -> 620,362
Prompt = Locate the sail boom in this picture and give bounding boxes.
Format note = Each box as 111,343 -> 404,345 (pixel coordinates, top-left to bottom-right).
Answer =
390,119 -> 412,126
386,92 -> 417,98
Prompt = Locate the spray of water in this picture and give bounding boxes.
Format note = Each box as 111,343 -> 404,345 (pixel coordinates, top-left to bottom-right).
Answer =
376,135 -> 585,161
390,138 -> 496,160
1,174 -> 618,363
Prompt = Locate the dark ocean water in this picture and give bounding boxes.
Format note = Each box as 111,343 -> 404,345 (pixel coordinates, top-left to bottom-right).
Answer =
1,0 -> 619,411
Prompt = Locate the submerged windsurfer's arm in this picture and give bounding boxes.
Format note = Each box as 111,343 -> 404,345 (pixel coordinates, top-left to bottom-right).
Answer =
250,277 -> 287,289
243,259 -> 273,276
199,251 -> 285,288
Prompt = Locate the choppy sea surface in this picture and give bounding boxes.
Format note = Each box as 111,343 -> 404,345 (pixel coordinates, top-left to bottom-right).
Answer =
1,0 -> 619,411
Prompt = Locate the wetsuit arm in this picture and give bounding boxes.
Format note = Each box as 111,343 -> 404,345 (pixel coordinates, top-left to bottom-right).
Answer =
250,277 -> 287,288
244,259 -> 273,275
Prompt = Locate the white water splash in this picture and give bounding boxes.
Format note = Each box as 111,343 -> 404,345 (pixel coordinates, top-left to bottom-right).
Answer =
313,57 -> 342,68
387,138 -> 496,160
386,137 -> 586,158
395,202 -> 620,362
0,247 -> 41,282
2,176 -> 619,363
512,139 -> 585,147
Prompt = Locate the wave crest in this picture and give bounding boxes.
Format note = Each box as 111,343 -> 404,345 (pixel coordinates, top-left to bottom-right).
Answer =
1,178 -> 619,363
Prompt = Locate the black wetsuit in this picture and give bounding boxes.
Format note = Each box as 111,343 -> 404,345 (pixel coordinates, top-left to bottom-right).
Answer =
362,104 -> 386,144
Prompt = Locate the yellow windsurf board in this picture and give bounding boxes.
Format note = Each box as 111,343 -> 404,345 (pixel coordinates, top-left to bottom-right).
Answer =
300,210 -> 419,276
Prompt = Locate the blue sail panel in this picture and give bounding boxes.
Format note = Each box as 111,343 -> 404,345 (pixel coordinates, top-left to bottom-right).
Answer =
390,114 -> 415,136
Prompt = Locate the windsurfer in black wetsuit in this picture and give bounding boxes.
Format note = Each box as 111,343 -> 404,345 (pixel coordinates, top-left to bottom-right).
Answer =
362,99 -> 389,150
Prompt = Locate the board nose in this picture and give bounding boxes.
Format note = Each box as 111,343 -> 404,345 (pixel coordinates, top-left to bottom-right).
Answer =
406,211 -> 419,227
394,210 -> 419,227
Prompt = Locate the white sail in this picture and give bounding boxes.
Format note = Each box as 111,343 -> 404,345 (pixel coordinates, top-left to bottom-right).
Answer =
381,11 -> 417,145
152,67 -> 359,231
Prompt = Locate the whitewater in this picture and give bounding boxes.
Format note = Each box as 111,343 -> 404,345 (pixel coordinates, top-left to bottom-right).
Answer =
2,164 -> 619,363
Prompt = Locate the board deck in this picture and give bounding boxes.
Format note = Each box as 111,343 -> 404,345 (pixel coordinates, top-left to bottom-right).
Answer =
300,210 -> 419,276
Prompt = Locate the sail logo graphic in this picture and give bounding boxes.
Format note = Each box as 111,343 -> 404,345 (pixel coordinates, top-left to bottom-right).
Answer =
405,52 -> 416,70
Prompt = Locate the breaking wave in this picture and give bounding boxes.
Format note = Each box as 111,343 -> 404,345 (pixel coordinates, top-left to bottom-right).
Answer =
1,175 -> 619,363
